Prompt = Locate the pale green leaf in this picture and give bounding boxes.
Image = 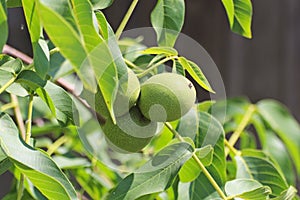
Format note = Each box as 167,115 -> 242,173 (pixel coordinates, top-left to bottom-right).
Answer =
0,113 -> 77,200
89,0 -> 114,10
52,156 -> 90,169
108,142 -> 193,200
233,0 -> 253,38
225,179 -> 271,200
151,0 -> 185,47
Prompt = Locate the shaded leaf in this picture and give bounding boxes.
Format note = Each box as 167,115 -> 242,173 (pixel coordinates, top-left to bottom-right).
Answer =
52,156 -> 90,169
22,0 -> 49,78
42,81 -> 79,126
0,113 -> 77,200
108,142 -> 193,200
15,70 -> 46,92
257,99 -> 300,176
271,186 -> 297,200
0,58 -> 23,75
151,0 -> 185,47
0,158 -> 12,175
240,150 -> 289,196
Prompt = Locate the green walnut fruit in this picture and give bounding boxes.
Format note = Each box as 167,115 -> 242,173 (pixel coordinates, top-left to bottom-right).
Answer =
138,73 -> 196,122
95,68 -> 140,118
102,106 -> 158,153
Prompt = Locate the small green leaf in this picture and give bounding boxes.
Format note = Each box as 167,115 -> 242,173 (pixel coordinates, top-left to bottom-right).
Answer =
179,145 -> 213,182
221,0 -> 234,27
177,57 -> 214,93
89,0 -> 114,10
16,70 -> 47,91
0,1 -> 8,52
95,11 -> 109,39
151,0 -> 185,47
0,113 -> 77,200
257,100 -> 300,177
0,158 -> 12,175
225,179 -> 271,199
0,58 -> 23,75
141,47 -> 178,56
108,142 -> 193,200
42,81 -> 79,126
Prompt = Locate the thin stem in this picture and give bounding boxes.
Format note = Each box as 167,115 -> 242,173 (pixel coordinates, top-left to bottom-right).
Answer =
0,76 -> 16,95
225,105 -> 256,156
164,122 -> 227,200
25,94 -> 34,143
115,0 -> 139,40
11,94 -> 26,139
124,58 -> 143,71
49,47 -> 59,55
47,135 -> 68,156
224,139 -> 241,156
137,56 -> 178,78
0,102 -> 17,112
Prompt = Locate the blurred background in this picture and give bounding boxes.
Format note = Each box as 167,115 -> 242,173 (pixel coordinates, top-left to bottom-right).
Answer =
2,0 -> 299,197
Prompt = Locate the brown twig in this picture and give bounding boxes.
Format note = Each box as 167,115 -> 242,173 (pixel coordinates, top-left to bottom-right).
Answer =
2,44 -> 106,124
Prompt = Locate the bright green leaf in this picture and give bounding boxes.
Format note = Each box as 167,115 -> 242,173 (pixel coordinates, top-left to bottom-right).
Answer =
141,47 -> 178,56
221,0 -> 234,27
151,0 -> 185,47
271,186 -> 297,200
177,57 -> 214,93
0,113 -> 77,200
0,1 -> 8,52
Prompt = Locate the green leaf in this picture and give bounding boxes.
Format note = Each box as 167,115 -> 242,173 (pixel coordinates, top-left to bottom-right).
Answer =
0,58 -> 23,75
151,0 -> 185,47
239,150 -> 289,196
0,1 -> 8,52
41,81 -> 79,126
271,186 -> 297,200
52,156 -> 90,169
141,47 -> 178,56
190,112 -> 226,199
222,0 -> 253,38
225,179 -> 271,199
257,99 -> 300,177
197,100 -> 215,113
108,142 -> 193,200
177,57 -> 214,93
89,0 -> 114,10
22,0 -> 49,78
179,145 -> 213,182
95,11 -> 109,39
0,113 -> 77,200
176,107 -> 198,139
221,0 -> 234,27
0,158 -> 12,175
16,70 -> 47,91
6,0 -> 22,8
